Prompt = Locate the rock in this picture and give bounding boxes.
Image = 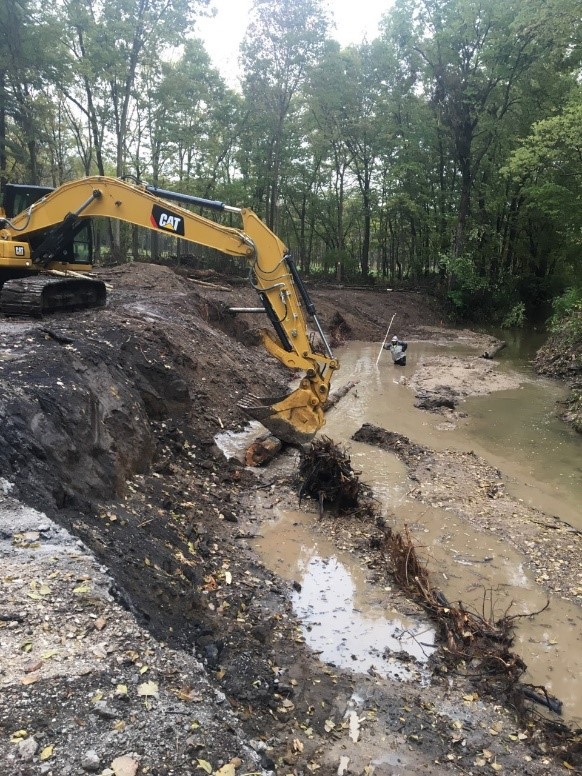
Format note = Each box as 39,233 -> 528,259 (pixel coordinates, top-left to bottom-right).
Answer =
93,701 -> 118,719
81,750 -> 101,772
17,736 -> 38,760
111,754 -> 139,776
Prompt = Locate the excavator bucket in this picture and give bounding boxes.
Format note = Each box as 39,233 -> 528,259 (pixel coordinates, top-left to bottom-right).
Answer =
239,387 -> 325,447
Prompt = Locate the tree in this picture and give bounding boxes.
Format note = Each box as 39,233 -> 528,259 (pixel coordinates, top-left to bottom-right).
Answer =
0,0 -> 68,182
239,0 -> 328,229
384,0 -> 581,262
503,92 -> 582,285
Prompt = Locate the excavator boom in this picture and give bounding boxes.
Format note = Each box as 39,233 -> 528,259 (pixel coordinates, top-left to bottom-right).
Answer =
0,176 -> 339,444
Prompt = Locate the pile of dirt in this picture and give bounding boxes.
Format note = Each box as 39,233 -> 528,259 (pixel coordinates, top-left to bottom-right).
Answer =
0,263 -> 577,775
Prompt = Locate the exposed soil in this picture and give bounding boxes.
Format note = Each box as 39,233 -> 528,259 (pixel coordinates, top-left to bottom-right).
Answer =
0,263 -> 580,776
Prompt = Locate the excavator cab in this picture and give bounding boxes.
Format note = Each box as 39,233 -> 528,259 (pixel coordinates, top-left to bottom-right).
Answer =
1,184 -> 94,266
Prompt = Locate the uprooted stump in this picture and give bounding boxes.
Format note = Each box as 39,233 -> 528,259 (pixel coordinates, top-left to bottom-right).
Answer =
298,436 -> 362,516
380,524 -> 565,717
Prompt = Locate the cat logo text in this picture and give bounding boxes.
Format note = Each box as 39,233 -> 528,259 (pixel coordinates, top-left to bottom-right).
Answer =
150,205 -> 185,236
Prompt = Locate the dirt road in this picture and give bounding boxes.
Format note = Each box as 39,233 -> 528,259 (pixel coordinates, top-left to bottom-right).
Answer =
0,263 -> 579,775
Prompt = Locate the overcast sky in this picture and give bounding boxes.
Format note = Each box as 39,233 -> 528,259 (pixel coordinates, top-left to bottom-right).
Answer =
195,0 -> 391,88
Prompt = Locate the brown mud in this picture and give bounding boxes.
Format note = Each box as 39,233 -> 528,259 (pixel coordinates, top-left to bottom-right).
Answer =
0,263 -> 580,775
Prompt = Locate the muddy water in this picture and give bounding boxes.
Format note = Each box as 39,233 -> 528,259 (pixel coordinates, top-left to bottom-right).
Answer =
254,501 -> 435,683
236,340 -> 582,723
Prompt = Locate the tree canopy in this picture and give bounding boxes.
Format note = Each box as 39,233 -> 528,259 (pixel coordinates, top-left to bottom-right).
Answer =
1,0 -> 581,320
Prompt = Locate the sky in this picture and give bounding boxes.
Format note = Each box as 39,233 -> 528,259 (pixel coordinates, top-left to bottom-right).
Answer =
195,0 -> 392,88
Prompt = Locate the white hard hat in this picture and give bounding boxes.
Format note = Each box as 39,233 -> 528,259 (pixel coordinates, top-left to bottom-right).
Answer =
391,335 -> 398,341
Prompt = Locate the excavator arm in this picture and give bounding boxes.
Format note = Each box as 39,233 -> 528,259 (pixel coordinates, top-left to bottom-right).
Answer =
0,176 -> 339,444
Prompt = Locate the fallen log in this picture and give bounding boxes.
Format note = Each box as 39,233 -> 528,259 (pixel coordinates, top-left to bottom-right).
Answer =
324,380 -> 359,410
522,686 -> 563,716
482,340 -> 506,359
244,434 -> 283,467
186,277 -> 232,292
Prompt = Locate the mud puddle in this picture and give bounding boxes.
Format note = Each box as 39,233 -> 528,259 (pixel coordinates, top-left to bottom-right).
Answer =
254,504 -> 436,682
462,383 -> 582,526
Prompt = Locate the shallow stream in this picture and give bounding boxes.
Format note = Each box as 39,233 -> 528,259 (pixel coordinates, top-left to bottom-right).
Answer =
220,338 -> 582,725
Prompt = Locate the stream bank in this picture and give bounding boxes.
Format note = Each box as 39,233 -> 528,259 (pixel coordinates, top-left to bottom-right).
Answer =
0,263 -> 580,775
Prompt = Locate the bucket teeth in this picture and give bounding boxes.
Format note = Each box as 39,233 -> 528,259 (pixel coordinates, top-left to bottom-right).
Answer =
238,394 -> 288,420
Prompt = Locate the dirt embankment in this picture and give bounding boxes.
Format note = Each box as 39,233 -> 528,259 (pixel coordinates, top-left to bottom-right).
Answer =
534,331 -> 582,433
0,264 -> 579,776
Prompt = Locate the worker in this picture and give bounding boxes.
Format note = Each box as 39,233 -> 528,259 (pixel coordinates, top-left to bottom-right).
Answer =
384,335 -> 408,366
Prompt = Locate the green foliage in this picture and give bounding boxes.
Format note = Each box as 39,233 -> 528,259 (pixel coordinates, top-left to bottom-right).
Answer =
440,254 -> 489,318
501,302 -> 526,329
549,288 -> 582,345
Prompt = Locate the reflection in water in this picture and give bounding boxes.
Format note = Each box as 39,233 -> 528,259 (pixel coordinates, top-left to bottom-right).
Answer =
292,554 -> 434,679
255,508 -> 435,682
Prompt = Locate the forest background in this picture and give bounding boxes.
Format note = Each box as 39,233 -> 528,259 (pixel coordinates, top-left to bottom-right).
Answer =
1,0 -> 582,330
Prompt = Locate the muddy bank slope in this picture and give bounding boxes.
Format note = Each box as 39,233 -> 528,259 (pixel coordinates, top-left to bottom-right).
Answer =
0,264 -> 576,775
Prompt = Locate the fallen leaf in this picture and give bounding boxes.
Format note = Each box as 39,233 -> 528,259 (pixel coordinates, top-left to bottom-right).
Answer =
10,730 -> 28,742
490,763 -> 502,772
348,711 -> 360,743
293,739 -> 304,753
214,765 -> 235,776
73,584 -> 91,594
39,745 -> 54,761
137,680 -> 159,698
115,684 -> 128,696
197,759 -> 213,773
92,644 -> 108,659
41,650 -> 59,660
324,719 -> 336,733
338,756 -> 350,776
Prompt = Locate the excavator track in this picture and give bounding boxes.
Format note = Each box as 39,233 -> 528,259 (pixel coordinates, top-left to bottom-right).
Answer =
0,275 -> 107,317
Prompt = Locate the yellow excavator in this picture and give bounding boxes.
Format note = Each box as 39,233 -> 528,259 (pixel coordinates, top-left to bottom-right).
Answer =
0,176 -> 339,445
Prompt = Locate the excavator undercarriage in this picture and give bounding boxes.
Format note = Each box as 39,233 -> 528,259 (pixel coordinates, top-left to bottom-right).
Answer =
0,275 -> 107,317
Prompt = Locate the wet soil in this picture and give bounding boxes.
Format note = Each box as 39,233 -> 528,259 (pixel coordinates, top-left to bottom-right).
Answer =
0,263 -> 580,775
